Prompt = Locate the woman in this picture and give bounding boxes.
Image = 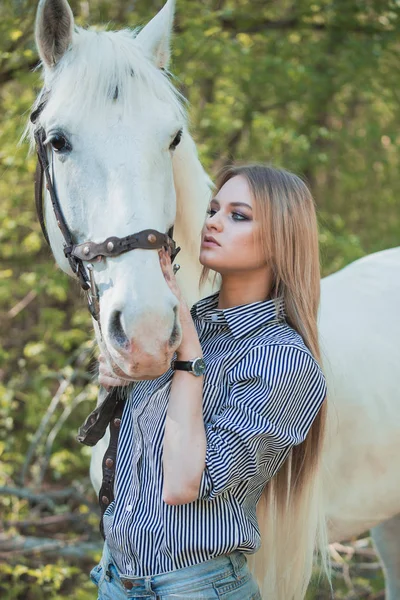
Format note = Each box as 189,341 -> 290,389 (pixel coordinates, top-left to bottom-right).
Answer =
92,164 -> 328,600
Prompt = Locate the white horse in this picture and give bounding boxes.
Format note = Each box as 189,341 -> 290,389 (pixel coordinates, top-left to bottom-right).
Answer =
30,0 -> 400,597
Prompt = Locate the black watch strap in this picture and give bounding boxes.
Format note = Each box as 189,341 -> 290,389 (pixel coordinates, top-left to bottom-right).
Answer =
173,360 -> 193,370
172,357 -> 206,376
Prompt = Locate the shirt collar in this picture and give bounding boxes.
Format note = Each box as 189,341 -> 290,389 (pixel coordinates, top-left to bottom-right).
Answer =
191,291 -> 285,339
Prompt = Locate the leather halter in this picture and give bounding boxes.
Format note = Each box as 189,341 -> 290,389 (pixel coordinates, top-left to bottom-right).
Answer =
30,99 -> 180,322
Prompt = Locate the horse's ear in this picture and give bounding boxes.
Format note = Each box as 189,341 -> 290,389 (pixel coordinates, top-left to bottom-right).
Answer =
134,0 -> 175,69
35,0 -> 74,68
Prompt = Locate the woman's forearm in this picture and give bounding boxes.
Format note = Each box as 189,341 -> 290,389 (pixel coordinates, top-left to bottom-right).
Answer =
162,340 -> 207,505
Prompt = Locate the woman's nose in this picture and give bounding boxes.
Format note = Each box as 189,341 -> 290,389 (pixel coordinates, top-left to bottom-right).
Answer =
206,214 -> 223,231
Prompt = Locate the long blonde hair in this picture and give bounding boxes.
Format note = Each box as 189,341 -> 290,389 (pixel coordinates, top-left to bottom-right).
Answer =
201,164 -> 329,599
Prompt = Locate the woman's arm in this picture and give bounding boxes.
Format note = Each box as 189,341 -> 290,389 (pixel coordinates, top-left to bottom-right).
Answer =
162,311 -> 206,505
197,344 -> 327,501
159,249 -> 207,505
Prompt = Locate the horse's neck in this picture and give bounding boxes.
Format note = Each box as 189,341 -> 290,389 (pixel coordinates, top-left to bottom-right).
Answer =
172,130 -> 214,306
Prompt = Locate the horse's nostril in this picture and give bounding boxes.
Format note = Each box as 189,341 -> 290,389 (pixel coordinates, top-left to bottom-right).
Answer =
109,310 -> 129,348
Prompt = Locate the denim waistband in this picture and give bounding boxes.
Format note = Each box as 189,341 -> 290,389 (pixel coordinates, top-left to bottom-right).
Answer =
99,543 -> 247,594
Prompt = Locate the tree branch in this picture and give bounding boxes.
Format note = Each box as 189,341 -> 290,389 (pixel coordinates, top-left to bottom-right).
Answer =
5,512 -> 87,532
0,486 -> 97,510
7,290 -> 37,319
0,534 -> 102,560
19,379 -> 70,486
219,16 -> 395,36
38,388 -> 91,486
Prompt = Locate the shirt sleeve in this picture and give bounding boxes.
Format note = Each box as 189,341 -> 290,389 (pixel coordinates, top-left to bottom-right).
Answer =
197,344 -> 327,501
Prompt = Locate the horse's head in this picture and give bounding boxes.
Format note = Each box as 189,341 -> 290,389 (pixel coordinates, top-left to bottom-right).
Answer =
30,0 -> 197,379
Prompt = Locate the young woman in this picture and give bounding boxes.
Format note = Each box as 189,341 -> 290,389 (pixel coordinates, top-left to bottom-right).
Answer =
92,164 -> 328,600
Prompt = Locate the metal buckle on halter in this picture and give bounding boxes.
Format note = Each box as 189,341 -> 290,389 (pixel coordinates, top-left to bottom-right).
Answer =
170,243 -> 181,264
86,264 -> 100,322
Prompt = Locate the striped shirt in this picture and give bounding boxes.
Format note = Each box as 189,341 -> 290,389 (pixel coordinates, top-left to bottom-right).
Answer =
103,291 -> 327,577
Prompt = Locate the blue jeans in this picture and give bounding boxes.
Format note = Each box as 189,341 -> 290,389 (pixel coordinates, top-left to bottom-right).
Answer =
90,543 -> 262,599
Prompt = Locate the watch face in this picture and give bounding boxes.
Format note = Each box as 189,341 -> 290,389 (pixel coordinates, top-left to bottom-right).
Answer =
193,358 -> 206,376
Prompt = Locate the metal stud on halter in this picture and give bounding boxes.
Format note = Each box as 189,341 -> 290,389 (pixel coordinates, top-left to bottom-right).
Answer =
86,264 -> 101,327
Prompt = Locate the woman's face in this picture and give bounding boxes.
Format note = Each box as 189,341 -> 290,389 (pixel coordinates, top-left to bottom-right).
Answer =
199,175 -> 267,274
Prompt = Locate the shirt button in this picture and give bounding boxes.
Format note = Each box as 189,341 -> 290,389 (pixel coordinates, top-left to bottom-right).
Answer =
105,457 -> 114,468
126,504 -> 132,512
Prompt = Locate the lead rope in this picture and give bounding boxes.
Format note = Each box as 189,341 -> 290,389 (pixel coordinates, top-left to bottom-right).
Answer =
98,396 -> 125,539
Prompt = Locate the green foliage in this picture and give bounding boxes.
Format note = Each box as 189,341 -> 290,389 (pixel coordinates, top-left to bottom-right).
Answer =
1,0 -> 397,597
0,560 -> 97,600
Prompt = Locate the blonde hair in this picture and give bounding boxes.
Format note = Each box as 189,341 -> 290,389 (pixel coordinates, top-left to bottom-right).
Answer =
201,164 -> 329,599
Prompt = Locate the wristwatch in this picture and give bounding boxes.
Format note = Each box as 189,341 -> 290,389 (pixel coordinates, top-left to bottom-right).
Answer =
171,356 -> 206,376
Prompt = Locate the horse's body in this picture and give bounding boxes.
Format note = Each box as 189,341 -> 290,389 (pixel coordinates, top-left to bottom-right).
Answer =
319,247 -> 400,544
31,0 -> 400,597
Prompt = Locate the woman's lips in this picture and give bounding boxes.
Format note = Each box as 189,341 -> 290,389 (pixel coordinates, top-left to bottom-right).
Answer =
202,235 -> 220,247
201,240 -> 220,247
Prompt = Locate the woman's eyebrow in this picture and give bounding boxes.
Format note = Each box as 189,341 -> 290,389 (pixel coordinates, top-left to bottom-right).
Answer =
210,198 -> 253,210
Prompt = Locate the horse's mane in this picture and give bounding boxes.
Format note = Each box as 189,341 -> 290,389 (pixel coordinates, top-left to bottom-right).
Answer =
26,26 -> 186,145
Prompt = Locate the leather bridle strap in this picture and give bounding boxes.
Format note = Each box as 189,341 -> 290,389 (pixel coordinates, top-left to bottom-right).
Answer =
31,104 -> 181,322
34,127 -> 91,291
34,158 -> 49,246
66,229 -> 178,262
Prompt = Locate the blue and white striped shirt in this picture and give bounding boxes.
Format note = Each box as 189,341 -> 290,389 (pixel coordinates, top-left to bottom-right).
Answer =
104,292 -> 327,577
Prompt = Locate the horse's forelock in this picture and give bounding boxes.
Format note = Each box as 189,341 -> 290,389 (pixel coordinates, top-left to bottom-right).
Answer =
26,25 -> 185,144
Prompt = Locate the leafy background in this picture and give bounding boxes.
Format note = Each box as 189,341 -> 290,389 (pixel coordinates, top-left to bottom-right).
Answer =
1,0 -> 399,597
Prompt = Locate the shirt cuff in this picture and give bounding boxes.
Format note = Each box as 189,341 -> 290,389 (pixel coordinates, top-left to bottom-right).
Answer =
197,442 -> 221,501
197,466 -> 213,500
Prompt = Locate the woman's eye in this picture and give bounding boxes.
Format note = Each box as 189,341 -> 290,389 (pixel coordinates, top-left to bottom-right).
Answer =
50,134 -> 70,152
232,212 -> 247,221
206,209 -> 248,221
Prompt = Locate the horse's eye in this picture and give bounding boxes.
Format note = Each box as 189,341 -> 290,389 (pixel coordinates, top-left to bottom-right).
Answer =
169,129 -> 182,151
50,134 -> 70,152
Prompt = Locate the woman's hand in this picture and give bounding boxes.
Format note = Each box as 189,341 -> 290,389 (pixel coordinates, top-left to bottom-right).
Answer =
98,354 -> 132,391
159,248 -> 202,360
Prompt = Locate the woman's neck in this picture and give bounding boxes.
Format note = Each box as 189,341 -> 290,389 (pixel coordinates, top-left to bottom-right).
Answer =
217,268 -> 274,309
